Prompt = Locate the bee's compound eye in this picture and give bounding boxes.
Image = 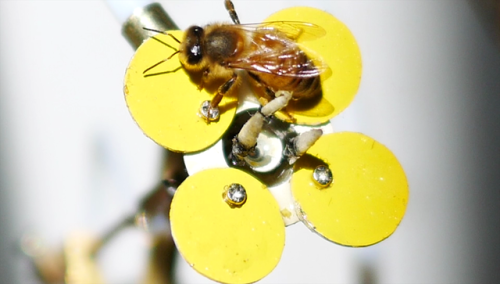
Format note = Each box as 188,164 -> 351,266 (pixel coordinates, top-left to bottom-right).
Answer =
188,45 -> 202,63
186,26 -> 204,65
192,26 -> 203,35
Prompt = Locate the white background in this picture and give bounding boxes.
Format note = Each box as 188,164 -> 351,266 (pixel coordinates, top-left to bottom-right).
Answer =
1,0 -> 500,283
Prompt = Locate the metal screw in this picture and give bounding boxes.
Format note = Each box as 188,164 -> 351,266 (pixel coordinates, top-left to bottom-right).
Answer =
199,100 -> 220,122
224,183 -> 247,207
313,165 -> 333,187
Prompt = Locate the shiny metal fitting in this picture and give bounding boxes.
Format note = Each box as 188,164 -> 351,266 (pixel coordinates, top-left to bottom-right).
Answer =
224,183 -> 247,207
199,100 -> 220,122
313,165 -> 333,188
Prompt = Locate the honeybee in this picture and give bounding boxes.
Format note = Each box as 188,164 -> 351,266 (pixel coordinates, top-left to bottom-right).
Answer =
144,0 -> 328,122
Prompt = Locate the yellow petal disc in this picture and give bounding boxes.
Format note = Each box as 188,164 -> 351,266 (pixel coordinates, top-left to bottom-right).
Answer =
292,132 -> 408,246
170,168 -> 285,284
124,31 -> 237,153
265,7 -> 362,125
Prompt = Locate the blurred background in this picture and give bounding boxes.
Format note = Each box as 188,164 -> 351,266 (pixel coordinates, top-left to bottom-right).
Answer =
1,0 -> 500,283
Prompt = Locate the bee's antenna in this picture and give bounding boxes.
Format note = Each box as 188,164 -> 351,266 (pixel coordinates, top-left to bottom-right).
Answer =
143,50 -> 180,75
143,27 -> 181,43
224,0 -> 241,25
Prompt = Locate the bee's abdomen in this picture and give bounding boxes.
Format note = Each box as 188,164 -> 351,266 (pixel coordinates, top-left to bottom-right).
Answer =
247,35 -> 323,100
287,72 -> 321,100
266,54 -> 322,100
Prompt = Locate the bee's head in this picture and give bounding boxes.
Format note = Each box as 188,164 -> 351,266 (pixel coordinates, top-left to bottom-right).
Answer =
179,26 -> 207,71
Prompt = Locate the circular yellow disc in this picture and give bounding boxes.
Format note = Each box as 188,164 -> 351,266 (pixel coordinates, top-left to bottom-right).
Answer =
292,132 -> 408,246
124,31 -> 237,153
265,7 -> 362,125
170,168 -> 285,284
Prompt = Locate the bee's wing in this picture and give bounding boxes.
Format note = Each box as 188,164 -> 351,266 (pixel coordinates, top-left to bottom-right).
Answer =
237,21 -> 326,42
227,44 -> 331,78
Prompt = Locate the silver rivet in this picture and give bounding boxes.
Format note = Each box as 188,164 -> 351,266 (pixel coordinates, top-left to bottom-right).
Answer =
224,183 -> 247,207
199,100 -> 220,121
313,165 -> 333,187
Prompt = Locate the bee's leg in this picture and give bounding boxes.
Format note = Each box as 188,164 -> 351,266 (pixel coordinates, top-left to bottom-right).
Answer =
258,93 -> 295,123
273,91 -> 296,123
198,69 -> 210,90
206,73 -> 238,120
248,73 -> 296,122
260,92 -> 296,123
247,72 -> 275,102
224,0 -> 241,24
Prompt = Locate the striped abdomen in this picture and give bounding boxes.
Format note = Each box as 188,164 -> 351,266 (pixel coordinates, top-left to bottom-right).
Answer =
247,36 -> 322,100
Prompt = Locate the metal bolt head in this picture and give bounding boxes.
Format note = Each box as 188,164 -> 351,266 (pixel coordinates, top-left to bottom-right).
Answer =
313,165 -> 333,188
224,183 -> 247,207
199,100 -> 220,122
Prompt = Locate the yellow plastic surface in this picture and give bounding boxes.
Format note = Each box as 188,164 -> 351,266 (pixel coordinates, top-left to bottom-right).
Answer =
170,168 -> 285,284
124,31 -> 237,153
292,132 -> 408,247
265,7 -> 362,125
